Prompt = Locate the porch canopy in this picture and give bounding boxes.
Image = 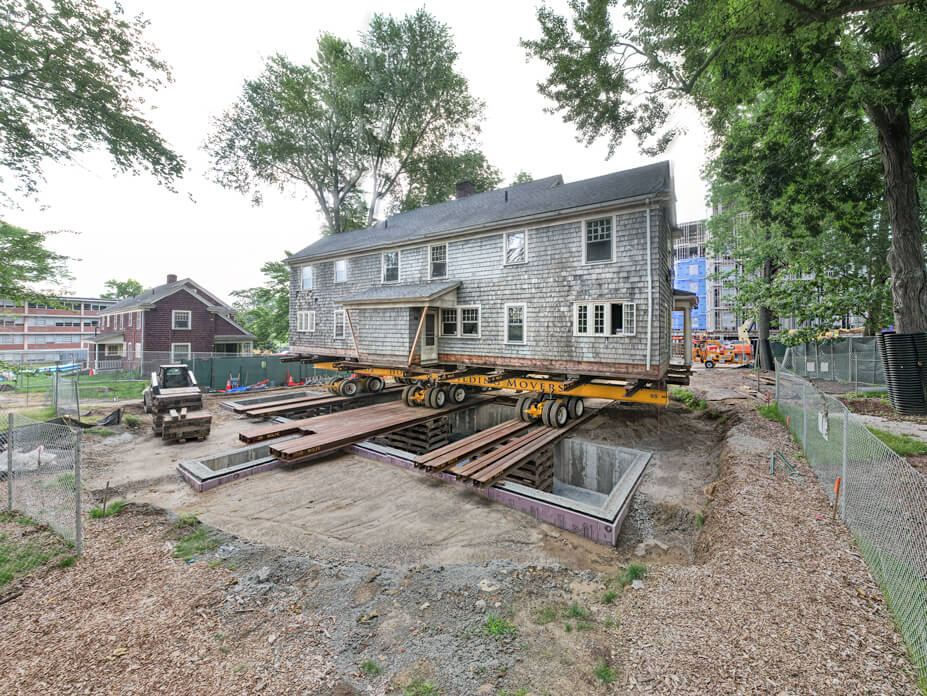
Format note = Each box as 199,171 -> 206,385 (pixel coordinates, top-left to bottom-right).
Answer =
339,280 -> 460,309
91,332 -> 124,345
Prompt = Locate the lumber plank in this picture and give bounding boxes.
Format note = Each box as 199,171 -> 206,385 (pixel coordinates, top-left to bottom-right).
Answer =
415,420 -> 534,471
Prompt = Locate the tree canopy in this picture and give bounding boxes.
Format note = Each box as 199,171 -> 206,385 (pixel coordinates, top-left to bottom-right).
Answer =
0,0 -> 184,200
230,255 -> 291,350
206,9 -> 490,234
525,0 -> 927,334
101,278 -> 143,299
0,221 -> 68,305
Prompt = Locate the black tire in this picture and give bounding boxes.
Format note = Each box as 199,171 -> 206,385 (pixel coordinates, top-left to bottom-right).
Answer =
551,401 -> 568,427
566,397 -> 584,419
366,376 -> 385,393
705,360 -> 715,369
423,386 -> 437,408
401,386 -> 414,406
339,378 -> 359,397
541,399 -> 555,427
516,395 -> 531,422
449,384 -> 468,404
433,387 -> 447,408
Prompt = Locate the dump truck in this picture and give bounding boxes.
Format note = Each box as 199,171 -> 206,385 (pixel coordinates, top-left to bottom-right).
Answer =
142,364 -> 212,442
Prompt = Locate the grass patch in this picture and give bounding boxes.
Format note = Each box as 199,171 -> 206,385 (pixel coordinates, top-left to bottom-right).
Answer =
123,414 -> 140,427
0,533 -> 67,587
84,427 -> 116,437
563,622 -> 572,632
360,659 -> 383,676
12,406 -> 57,422
483,613 -> 517,639
89,499 -> 127,519
173,527 -> 221,561
37,473 -> 76,490
602,589 -> 618,604
593,657 -> 619,684
0,512 -> 37,526
533,605 -> 558,625
844,390 -> 889,400
756,402 -> 787,426
58,555 -> 77,568
402,679 -> 442,696
564,602 -> 590,620
614,563 -> 647,588
575,620 -> 594,631
669,387 -> 707,410
695,511 -> 705,529
867,427 -> 927,457
604,616 -> 618,630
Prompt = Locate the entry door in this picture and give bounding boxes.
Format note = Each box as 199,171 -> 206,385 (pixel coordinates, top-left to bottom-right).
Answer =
421,310 -> 438,364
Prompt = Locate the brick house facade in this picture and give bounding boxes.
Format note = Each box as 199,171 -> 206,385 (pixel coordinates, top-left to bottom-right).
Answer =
91,275 -> 255,366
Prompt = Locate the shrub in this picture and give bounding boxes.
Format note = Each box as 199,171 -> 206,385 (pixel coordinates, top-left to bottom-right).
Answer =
670,387 -> 707,410
89,499 -> 127,519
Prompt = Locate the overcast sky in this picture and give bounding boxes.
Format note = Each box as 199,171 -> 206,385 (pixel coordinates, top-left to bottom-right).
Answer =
6,0 -> 710,303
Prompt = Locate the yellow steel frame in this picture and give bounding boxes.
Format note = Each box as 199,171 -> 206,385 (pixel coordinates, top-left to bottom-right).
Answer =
313,362 -> 668,406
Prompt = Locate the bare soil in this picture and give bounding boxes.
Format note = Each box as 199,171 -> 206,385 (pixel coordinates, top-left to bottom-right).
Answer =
0,373 -> 920,695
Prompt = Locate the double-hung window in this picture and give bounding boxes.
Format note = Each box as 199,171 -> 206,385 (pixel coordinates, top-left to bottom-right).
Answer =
430,244 -> 447,278
440,308 -> 457,336
439,306 -> 480,337
296,310 -> 316,333
382,251 -> 400,283
573,301 -> 636,336
584,217 -> 614,263
172,310 -> 191,330
333,310 -> 347,339
505,304 -> 526,344
334,259 -> 347,283
504,231 -> 526,265
171,343 -> 191,361
301,266 -> 313,290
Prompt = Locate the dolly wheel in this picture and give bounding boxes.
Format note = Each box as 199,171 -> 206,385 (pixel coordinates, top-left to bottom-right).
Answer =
339,378 -> 359,397
542,400 -> 568,428
422,386 -> 436,408
705,360 -> 715,369
366,376 -> 385,393
401,385 -> 414,406
566,397 -> 584,419
449,385 -> 468,404
328,377 -> 344,393
432,387 -> 447,408
518,395 -> 541,422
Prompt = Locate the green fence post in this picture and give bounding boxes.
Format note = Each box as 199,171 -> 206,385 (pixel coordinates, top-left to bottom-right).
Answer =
801,382 -> 807,448
840,409 -> 848,518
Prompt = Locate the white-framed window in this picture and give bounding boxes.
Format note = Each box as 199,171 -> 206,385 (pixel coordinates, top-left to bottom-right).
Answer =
0,335 -> 14,344
301,265 -> 313,290
505,303 -> 526,344
440,307 -> 457,336
172,310 -> 191,330
460,306 -> 480,337
118,314 -> 123,329
296,310 -> 316,333
105,343 -> 123,357
573,301 -> 636,336
503,230 -> 526,265
429,244 -> 447,279
382,251 -> 400,283
333,310 -> 347,339
171,343 -> 191,361
583,216 -> 614,263
128,312 -> 133,327
136,342 -> 142,358
334,259 -> 347,283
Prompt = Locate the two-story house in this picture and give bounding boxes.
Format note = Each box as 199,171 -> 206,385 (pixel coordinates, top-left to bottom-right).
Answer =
91,275 -> 255,367
284,161 -> 693,384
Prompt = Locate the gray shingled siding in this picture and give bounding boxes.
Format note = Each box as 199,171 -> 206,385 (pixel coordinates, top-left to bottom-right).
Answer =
290,205 -> 672,371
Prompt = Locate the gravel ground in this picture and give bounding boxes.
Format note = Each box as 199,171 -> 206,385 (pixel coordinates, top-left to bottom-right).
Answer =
0,370 -> 921,695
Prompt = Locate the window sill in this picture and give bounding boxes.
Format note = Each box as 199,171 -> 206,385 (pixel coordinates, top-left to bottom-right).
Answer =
502,261 -> 527,267
582,259 -> 615,265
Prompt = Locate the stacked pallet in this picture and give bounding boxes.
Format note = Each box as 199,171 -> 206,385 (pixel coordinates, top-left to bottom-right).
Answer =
414,420 -> 534,472
234,387 -> 400,419
376,416 -> 450,454
503,447 -> 554,492
156,407 -> 212,442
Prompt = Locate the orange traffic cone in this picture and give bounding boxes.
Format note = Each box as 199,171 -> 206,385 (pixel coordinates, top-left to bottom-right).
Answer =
89,367 -> 95,376
226,377 -> 232,391
287,372 -> 295,387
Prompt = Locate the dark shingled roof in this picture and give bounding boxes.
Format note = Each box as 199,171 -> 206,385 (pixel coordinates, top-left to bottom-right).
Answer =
288,161 -> 672,263
340,280 -> 460,306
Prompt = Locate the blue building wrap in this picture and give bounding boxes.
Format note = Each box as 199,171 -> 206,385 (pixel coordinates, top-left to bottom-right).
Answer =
672,257 -> 708,332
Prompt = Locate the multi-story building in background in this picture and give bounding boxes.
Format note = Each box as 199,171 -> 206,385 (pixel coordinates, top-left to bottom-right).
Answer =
0,296 -> 118,364
672,219 -> 743,335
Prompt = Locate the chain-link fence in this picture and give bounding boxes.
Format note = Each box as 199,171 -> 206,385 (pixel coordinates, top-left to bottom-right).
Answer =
1,412 -> 82,590
776,364 -> 926,682
780,337 -> 885,389
53,371 -> 80,418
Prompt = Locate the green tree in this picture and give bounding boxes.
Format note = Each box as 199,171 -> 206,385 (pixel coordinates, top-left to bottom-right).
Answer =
397,150 -> 501,212
524,0 -> 927,335
510,171 -> 533,186
230,255 -> 291,350
101,278 -> 142,299
0,0 -> 184,198
206,9 -> 489,234
0,221 -> 68,305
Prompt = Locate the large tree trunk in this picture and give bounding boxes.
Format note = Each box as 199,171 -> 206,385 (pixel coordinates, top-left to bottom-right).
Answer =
864,57 -> 926,333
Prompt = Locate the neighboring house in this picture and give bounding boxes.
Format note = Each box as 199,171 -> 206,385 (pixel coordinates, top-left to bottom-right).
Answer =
0,296 -> 116,364
285,162 -> 696,382
91,274 -> 255,365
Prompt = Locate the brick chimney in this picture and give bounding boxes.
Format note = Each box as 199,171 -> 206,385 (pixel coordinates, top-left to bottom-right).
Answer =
166,274 -> 178,284
455,180 -> 476,199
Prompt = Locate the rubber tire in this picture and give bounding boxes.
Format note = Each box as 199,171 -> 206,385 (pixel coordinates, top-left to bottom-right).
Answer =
705,360 -> 715,369
329,377 -> 344,393
366,376 -> 385,393
516,395 -> 531,422
432,387 -> 447,408
401,386 -> 414,406
520,396 -> 541,422
449,385 -> 467,404
541,399 -> 555,427
423,386 -> 437,408
566,397 -> 584,420
339,378 -> 359,397
543,400 -> 568,428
